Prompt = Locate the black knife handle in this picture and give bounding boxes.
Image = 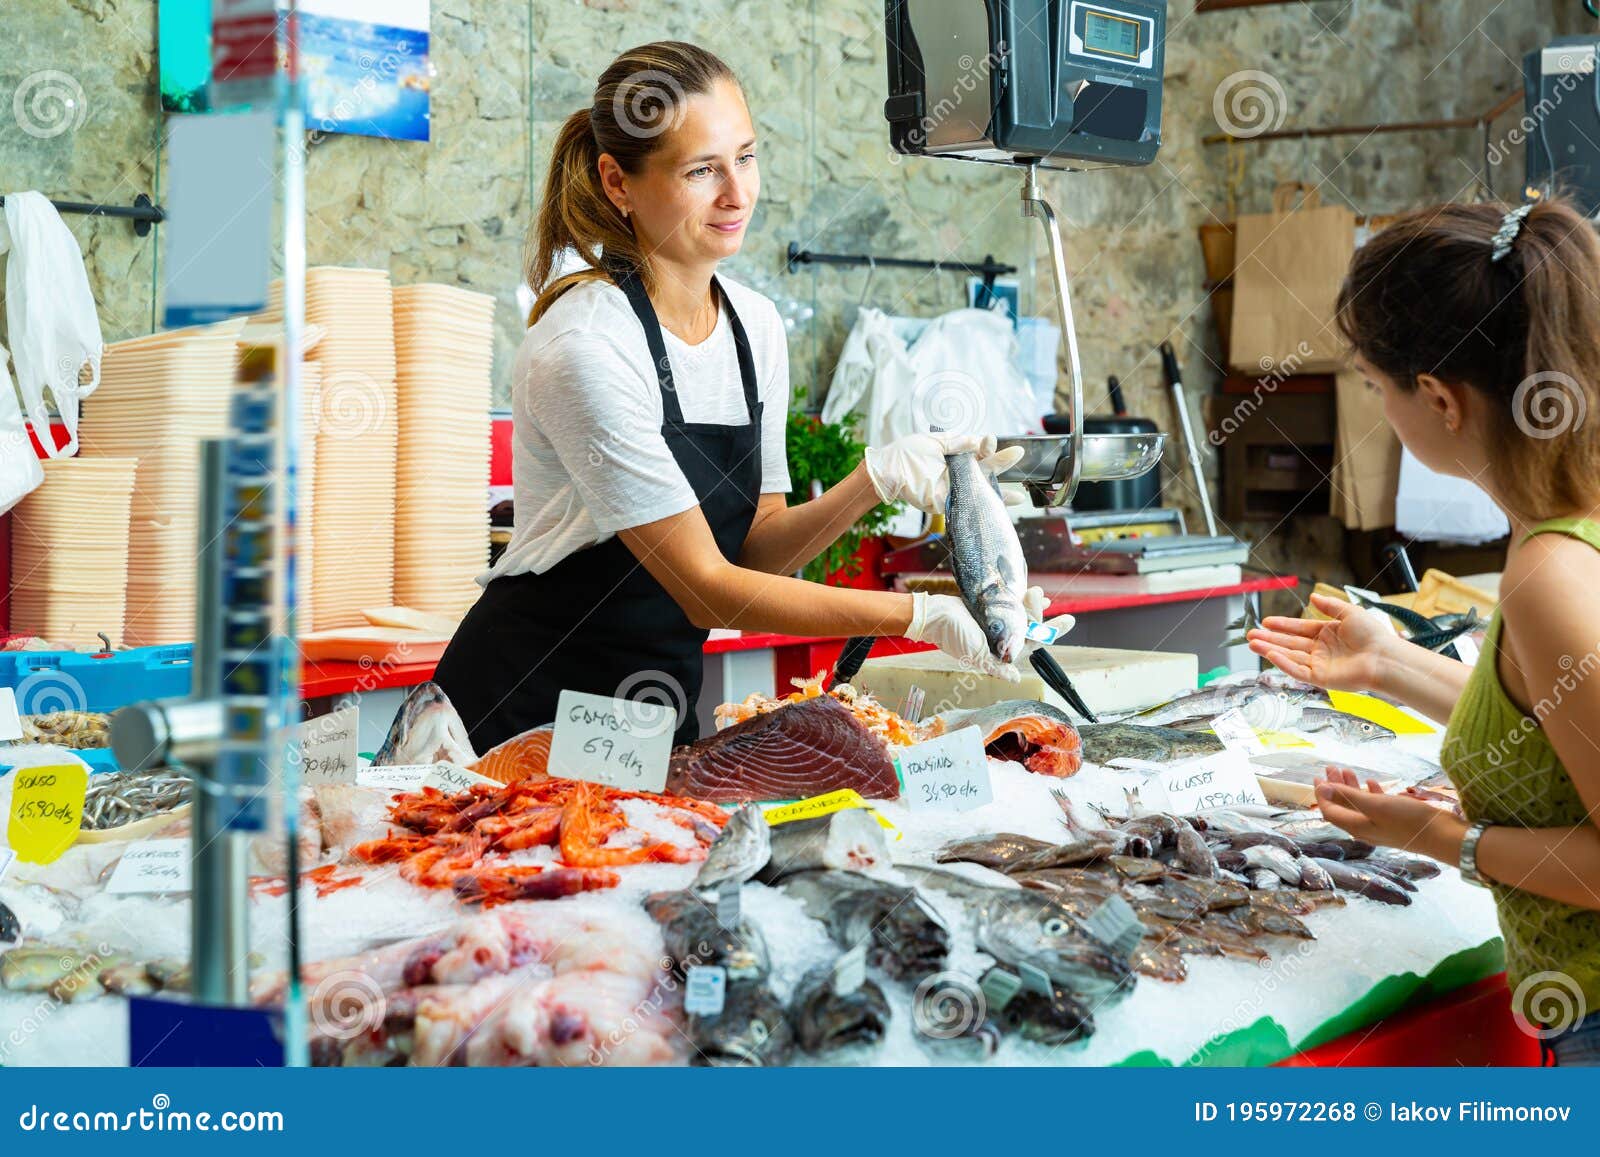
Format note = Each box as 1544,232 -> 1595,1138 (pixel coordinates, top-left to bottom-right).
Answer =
1159,341 -> 1182,388
1107,375 -> 1127,417
831,636 -> 876,688
1029,648 -> 1099,723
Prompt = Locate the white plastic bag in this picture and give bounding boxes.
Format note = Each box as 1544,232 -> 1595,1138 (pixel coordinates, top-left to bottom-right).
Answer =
0,191 -> 103,457
0,341 -> 43,515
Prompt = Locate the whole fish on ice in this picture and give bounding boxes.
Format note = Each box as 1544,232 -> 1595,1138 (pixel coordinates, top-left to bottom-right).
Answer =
373,681 -> 476,767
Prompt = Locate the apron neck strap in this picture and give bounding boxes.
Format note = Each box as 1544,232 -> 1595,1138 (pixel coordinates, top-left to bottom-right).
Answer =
607,263 -> 759,426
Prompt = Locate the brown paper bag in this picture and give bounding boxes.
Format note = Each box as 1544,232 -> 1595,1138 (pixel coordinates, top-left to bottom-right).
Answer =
1230,183 -> 1356,374
1331,369 -> 1400,529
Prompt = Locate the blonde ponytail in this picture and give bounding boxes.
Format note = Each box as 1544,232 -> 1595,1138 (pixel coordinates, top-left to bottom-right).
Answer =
524,42 -> 740,326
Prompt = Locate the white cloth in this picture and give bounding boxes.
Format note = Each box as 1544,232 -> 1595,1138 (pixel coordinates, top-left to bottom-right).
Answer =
821,306 -> 1043,535
821,306 -> 1044,444
1394,447 -> 1510,544
0,340 -> 43,514
484,274 -> 792,582
0,192 -> 102,457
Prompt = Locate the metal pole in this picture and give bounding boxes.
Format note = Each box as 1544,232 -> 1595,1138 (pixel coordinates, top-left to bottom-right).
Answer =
190,440 -> 250,1005
279,0 -> 309,1068
1021,164 -> 1084,506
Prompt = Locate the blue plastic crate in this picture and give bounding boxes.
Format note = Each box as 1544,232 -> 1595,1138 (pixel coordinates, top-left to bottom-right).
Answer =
0,644 -> 194,713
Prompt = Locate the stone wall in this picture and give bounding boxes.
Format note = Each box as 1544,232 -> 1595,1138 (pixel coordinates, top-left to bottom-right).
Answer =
2,0 -> 1586,591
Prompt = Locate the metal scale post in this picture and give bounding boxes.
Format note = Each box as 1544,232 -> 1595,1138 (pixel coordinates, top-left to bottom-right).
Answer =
109,5 -> 307,1059
1020,162 -> 1086,507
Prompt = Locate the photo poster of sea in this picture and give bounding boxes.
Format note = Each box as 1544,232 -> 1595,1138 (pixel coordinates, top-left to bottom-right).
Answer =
158,0 -> 431,141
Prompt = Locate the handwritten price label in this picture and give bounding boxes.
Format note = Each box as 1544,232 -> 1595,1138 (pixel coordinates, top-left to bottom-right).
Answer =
420,762 -> 499,795
1211,708 -> 1266,755
106,839 -> 192,895
1157,750 -> 1267,813
294,705 -> 359,785
7,764 -> 87,864
357,764 -> 435,792
548,690 -> 672,792
895,728 -> 992,814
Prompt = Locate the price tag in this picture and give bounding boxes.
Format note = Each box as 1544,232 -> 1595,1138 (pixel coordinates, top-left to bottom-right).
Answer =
105,839 -> 192,895
0,687 -> 21,742
1211,708 -> 1266,755
7,764 -> 87,865
420,762 -> 499,794
831,944 -> 867,996
548,690 -> 672,792
895,728 -> 992,814
0,846 -> 15,883
294,705 -> 360,785
1155,750 -> 1268,813
1453,635 -> 1481,667
761,790 -> 901,840
683,966 -> 727,1016
356,764 -> 434,792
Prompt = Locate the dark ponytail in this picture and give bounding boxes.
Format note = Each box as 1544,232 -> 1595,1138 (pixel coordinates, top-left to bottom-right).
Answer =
1335,196 -> 1600,516
525,42 -> 740,326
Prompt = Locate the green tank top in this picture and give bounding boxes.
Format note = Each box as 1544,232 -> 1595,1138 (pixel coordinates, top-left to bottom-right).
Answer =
1441,516 -> 1600,1026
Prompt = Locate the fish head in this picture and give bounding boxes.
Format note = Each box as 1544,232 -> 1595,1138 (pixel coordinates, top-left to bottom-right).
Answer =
1331,715 -> 1396,743
693,982 -> 792,1067
981,894 -> 1131,995
982,597 -> 1029,664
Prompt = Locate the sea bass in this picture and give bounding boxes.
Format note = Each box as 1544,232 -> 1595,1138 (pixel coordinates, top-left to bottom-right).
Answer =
944,446 -> 1029,664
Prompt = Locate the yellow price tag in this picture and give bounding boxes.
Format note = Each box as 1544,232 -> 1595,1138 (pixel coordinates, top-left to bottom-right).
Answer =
761,789 -> 900,839
7,763 -> 88,865
1327,691 -> 1436,735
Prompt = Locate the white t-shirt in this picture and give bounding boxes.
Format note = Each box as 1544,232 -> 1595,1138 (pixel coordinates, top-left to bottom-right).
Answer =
484,273 -> 792,582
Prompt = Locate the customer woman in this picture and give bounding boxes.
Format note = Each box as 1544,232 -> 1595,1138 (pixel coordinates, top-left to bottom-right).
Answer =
1246,197 -> 1600,1065
434,41 -> 1042,755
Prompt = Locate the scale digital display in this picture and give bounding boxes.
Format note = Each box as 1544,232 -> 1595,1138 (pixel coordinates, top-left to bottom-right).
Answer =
1083,9 -> 1141,59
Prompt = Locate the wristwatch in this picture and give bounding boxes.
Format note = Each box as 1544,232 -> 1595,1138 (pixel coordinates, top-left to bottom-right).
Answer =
1459,820 -> 1494,887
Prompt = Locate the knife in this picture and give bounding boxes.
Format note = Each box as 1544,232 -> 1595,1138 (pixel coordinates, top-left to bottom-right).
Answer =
830,635 -> 876,689
1029,648 -> 1099,723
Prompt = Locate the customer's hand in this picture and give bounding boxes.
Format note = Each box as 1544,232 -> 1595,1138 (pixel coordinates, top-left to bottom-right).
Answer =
1315,766 -> 1461,855
906,592 -> 1021,682
1246,592 -> 1397,693
864,432 -> 1025,514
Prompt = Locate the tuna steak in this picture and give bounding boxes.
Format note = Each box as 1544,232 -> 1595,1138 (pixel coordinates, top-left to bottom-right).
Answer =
666,696 -> 900,802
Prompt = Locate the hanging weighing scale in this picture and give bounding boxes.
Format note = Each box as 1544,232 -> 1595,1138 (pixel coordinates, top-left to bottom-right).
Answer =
885,0 -> 1169,506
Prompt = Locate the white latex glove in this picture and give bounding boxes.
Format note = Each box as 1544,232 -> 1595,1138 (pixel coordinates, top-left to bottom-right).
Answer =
864,432 -> 1027,514
906,591 -> 1021,683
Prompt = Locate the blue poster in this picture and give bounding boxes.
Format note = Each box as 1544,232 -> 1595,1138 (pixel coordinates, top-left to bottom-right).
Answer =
295,0 -> 431,142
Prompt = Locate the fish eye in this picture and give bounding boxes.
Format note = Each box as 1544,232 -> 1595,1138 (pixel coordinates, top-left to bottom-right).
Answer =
1044,918 -> 1069,936
749,1022 -> 769,1043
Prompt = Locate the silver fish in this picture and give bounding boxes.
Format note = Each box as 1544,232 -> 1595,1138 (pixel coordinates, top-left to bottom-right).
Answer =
757,809 -> 889,884
1239,844 -> 1304,885
373,681 -> 476,767
1129,678 -> 1326,727
694,803 -> 771,893
1309,857 -> 1413,905
944,445 -> 1029,664
81,767 -> 190,831
1293,708 -> 1395,744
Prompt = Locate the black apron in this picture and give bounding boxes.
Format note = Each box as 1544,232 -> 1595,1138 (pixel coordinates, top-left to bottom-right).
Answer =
433,270 -> 763,752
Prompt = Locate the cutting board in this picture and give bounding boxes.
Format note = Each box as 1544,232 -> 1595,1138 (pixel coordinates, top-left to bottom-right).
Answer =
854,645 -> 1198,719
